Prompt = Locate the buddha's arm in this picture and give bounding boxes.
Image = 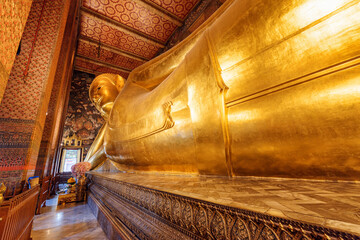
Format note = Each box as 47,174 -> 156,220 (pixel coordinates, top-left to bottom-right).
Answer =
84,122 -> 107,168
87,146 -> 107,170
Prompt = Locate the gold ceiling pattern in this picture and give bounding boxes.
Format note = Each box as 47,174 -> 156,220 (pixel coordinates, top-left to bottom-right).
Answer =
75,0 -> 201,78
83,0 -> 178,41
148,0 -> 200,19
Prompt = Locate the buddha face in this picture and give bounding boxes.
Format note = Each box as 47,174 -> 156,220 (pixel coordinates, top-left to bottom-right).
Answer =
90,78 -> 119,116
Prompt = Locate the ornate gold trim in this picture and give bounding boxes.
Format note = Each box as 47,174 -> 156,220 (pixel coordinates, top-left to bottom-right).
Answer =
226,55 -> 360,108
88,174 -> 360,239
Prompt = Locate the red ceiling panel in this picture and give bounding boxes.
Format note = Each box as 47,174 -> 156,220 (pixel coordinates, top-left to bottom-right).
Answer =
77,40 -> 144,70
76,0 -> 203,77
83,0 -> 177,42
148,0 -> 199,19
75,58 -> 130,79
80,14 -> 160,59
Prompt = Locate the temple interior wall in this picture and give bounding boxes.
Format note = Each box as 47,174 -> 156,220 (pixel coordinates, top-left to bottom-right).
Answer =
0,0 -> 72,189
0,0 -> 33,103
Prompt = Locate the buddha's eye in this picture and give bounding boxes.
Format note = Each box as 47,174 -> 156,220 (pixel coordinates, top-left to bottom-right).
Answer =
97,87 -> 101,90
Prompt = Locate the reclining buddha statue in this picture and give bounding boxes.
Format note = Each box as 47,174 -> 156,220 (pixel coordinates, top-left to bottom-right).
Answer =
85,0 -> 360,180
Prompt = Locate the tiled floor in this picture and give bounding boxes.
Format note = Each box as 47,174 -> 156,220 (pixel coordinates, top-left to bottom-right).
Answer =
31,195 -> 108,240
91,171 -> 360,236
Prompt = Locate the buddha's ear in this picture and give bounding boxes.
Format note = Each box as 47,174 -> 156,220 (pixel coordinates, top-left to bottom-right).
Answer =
114,75 -> 125,92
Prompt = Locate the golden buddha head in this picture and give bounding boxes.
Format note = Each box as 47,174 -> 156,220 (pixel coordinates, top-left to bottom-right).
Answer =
89,73 -> 125,118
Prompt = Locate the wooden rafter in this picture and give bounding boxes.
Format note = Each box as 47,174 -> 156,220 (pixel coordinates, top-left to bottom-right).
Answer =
74,66 -> 104,76
78,36 -> 148,62
76,55 -> 132,73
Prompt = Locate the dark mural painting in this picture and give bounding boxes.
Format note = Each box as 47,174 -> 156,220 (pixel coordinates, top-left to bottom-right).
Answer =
62,71 -> 104,159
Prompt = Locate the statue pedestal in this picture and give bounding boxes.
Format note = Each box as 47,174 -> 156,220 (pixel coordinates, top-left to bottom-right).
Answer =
87,172 -> 360,239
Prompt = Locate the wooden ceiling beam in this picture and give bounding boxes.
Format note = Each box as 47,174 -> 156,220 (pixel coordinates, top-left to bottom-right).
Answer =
74,66 -> 129,79
78,36 -> 148,62
81,7 -> 165,48
133,0 -> 183,26
76,55 -> 132,73
74,66 -> 103,76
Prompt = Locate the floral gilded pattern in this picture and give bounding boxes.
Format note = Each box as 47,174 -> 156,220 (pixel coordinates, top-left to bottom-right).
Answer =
149,0 -> 199,19
80,14 -> 160,59
83,0 -> 177,42
0,0 -> 33,74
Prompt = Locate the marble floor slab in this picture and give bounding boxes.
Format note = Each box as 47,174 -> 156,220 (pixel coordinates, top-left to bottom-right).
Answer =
31,195 -> 108,240
90,171 -> 360,236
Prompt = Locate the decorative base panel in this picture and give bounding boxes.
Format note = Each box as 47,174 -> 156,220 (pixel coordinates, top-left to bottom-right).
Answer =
87,172 -> 360,240
87,184 -> 193,240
